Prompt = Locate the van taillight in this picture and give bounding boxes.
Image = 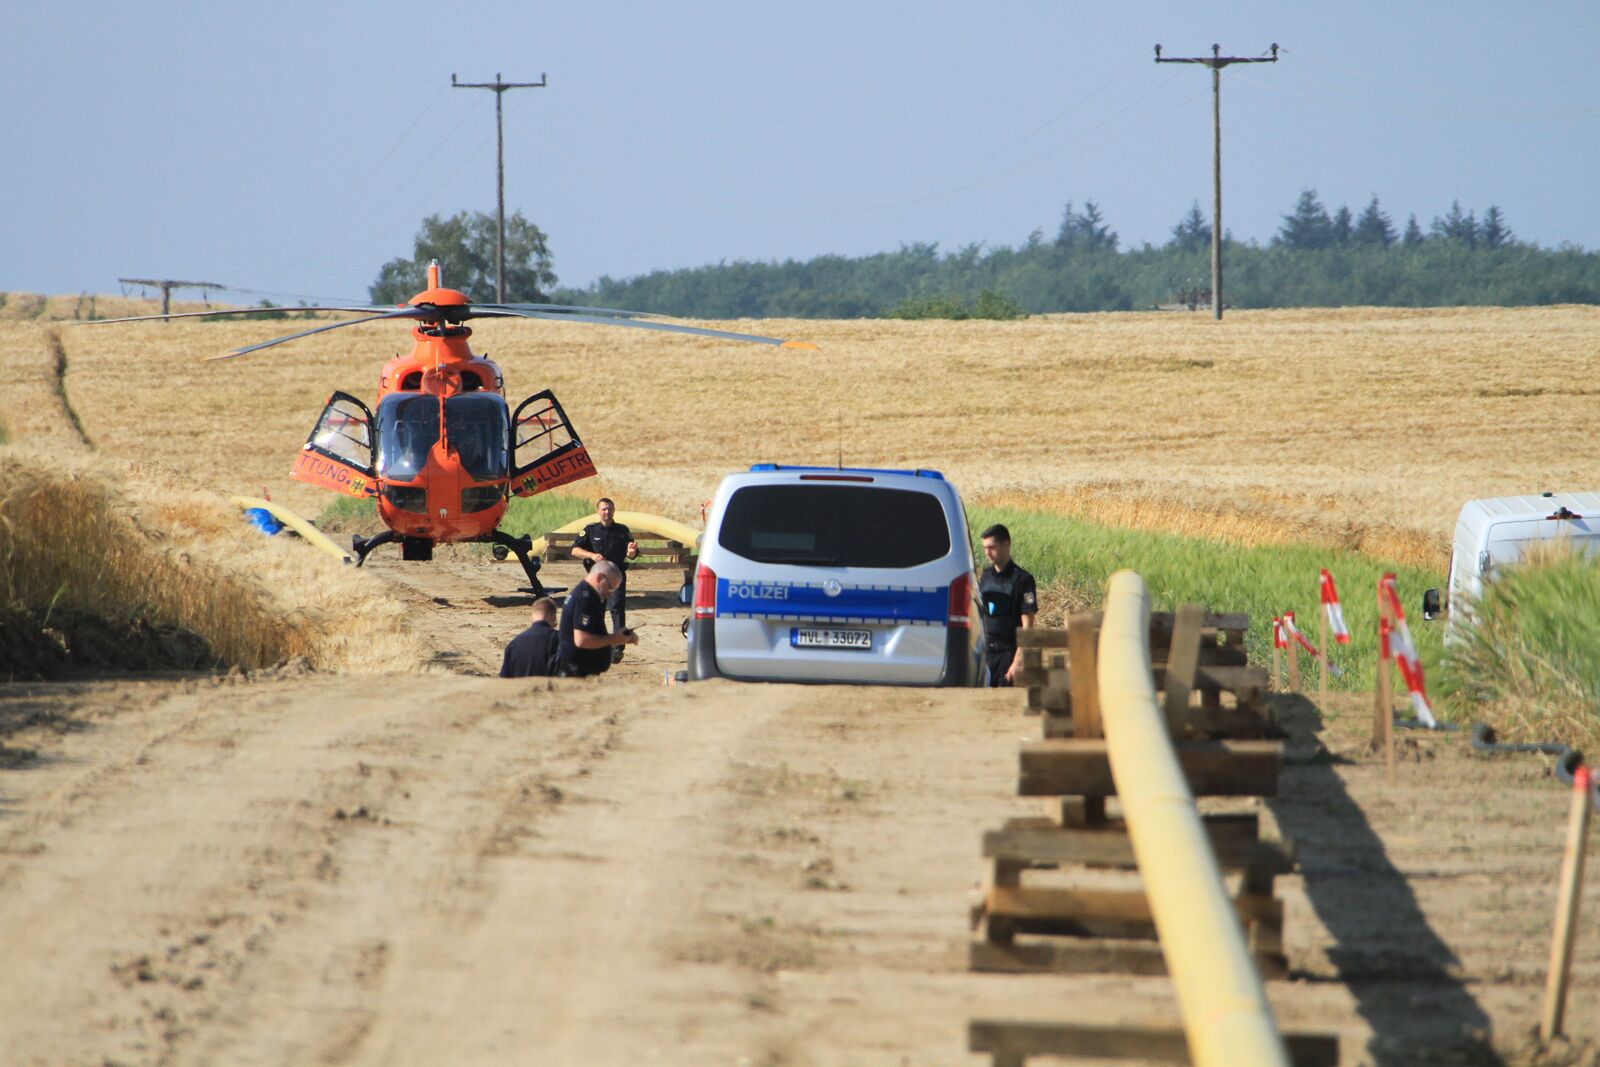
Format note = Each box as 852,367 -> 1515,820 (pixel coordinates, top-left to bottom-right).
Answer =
948,573 -> 971,627
693,564 -> 718,619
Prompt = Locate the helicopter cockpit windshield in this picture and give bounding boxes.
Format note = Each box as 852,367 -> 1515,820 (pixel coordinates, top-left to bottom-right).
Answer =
375,392 -> 511,483
444,394 -> 511,481
375,394 -> 440,481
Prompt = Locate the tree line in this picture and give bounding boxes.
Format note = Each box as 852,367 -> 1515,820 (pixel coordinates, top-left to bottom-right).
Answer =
370,194 -> 1600,317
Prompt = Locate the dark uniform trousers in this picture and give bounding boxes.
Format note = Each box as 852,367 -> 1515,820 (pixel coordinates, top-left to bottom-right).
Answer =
578,521 -> 632,632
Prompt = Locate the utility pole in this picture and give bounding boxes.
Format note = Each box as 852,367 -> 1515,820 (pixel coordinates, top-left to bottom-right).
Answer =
451,71 -> 548,303
117,278 -> 224,319
1154,43 -> 1279,320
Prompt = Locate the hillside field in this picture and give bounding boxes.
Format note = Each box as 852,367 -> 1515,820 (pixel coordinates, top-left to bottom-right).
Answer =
29,303 -> 1597,566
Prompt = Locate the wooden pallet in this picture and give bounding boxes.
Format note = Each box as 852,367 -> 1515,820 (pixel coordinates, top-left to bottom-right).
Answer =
971,603 -> 1293,986
541,532 -> 697,582
1017,608 -> 1273,741
968,1020 -> 1338,1066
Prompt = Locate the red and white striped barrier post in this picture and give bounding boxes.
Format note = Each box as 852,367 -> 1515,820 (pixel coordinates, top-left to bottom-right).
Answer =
1319,568 -> 1351,708
1378,573 -> 1436,728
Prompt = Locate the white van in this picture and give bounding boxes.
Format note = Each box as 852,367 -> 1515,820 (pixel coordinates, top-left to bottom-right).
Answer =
685,465 -> 985,685
1424,491 -> 1600,626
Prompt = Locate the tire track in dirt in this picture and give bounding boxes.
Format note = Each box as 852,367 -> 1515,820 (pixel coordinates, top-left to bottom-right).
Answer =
43,326 -> 95,450
0,674 -> 641,1067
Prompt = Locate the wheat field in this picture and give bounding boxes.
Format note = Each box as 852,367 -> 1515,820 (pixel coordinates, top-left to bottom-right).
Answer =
17,303 -> 1592,572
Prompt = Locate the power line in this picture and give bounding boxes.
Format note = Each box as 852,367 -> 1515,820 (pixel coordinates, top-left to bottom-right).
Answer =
117,277 -> 224,318
1154,43 -> 1280,320
452,71 -> 548,302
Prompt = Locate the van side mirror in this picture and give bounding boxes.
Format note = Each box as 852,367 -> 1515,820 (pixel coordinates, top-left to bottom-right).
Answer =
1421,588 -> 1442,620
679,581 -> 693,606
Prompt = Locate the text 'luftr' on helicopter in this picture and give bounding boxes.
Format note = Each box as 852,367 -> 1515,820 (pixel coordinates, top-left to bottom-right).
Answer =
79,261 -> 815,592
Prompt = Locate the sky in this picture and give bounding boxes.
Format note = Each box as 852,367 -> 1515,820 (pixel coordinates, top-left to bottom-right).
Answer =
5,2 -> 1598,304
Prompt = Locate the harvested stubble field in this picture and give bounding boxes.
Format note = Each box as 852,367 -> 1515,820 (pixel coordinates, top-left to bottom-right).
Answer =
38,303 -> 1600,558
1,303 -> 1597,1065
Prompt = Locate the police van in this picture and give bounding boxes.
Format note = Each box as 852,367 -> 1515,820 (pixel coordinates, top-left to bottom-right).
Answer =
685,465 -> 985,685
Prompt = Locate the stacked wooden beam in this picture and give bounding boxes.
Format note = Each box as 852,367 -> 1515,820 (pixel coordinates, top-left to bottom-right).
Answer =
969,606 -> 1336,1065
541,533 -> 697,586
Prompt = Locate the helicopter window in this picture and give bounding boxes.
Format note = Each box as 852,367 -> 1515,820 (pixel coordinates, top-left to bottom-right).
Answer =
309,395 -> 374,473
375,393 -> 440,481
444,394 -> 511,482
400,371 -> 423,390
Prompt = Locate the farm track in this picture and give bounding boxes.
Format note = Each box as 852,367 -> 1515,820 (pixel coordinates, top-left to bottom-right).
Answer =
0,567 -> 1596,1065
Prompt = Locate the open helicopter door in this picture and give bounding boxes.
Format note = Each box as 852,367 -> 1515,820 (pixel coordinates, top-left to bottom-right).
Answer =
509,390 -> 596,497
292,390 -> 378,498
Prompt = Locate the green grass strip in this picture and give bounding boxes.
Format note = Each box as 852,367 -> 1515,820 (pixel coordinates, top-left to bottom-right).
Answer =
968,505 -> 1444,693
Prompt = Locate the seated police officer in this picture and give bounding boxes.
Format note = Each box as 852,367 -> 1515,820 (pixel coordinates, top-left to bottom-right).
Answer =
556,561 -> 638,677
499,597 -> 559,678
571,497 -> 639,663
977,523 -> 1037,686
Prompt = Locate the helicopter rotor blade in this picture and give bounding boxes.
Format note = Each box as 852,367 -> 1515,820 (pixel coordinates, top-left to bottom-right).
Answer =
467,305 -> 816,348
473,301 -> 655,320
67,305 -> 397,326
206,309 -> 430,360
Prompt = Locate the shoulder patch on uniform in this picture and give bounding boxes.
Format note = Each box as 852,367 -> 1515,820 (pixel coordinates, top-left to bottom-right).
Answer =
1023,591 -> 1037,608
579,613 -> 594,628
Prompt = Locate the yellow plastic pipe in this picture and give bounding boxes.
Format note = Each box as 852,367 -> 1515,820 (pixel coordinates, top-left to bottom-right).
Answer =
527,511 -> 701,559
233,496 -> 353,564
1096,569 -> 1289,1067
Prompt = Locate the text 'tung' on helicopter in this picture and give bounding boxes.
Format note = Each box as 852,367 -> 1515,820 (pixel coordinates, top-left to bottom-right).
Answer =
83,261 -> 814,592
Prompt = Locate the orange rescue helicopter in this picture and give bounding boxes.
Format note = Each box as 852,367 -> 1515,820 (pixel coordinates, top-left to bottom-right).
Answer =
86,262 -> 812,592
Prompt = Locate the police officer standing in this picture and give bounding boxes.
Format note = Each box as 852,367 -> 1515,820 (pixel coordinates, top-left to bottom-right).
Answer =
977,524 -> 1037,686
571,497 -> 639,663
556,561 -> 638,677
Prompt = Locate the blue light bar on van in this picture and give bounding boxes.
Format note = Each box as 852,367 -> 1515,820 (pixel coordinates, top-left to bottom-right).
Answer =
747,463 -> 945,480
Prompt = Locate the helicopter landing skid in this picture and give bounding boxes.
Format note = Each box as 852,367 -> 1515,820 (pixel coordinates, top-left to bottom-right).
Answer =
350,530 -> 400,567
485,530 -> 549,595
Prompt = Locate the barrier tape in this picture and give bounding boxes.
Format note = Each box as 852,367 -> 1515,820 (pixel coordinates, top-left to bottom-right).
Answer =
1320,568 -> 1351,645
1283,610 -> 1344,677
1272,616 -> 1287,650
1379,574 -> 1436,727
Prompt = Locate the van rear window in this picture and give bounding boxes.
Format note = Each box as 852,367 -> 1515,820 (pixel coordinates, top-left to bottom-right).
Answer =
718,485 -> 950,568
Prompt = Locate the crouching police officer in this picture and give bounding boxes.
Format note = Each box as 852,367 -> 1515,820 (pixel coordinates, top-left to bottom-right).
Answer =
572,497 -> 638,663
499,597 -> 560,678
977,523 -> 1037,686
556,561 -> 638,677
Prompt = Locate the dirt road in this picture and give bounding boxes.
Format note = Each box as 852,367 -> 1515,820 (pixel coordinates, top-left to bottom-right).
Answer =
1,559 -> 1596,1065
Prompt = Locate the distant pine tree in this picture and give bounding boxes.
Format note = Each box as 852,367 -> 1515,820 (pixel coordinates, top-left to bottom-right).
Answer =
1277,189 -> 1335,250
1056,200 -> 1118,251
1481,205 -> 1514,248
1169,201 -> 1211,252
1354,196 -> 1396,247
1431,200 -> 1479,247
1403,213 -> 1425,246
1332,204 -> 1354,247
